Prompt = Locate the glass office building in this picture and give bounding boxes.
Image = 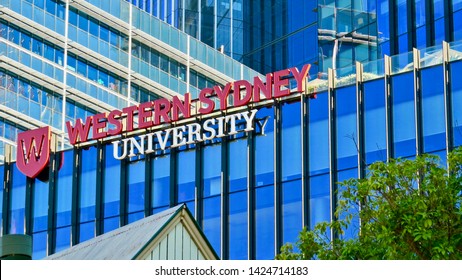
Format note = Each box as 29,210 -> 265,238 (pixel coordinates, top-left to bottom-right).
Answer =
1,0 -> 462,260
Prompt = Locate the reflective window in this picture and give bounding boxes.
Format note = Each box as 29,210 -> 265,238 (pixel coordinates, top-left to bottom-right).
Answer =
337,168 -> 359,240
103,144 -> 120,218
309,92 -> 329,175
203,145 -> 221,197
128,160 -> 145,214
32,179 -> 48,233
54,226 -> 71,254
336,86 -> 358,170
0,165 -> 3,233
177,149 -> 195,204
32,231 -> 47,259
202,196 -> 221,258
79,221 -> 95,243
282,180 -> 302,245
364,79 -> 387,164
421,66 -> 446,152
103,216 -> 119,233
255,185 -> 274,259
9,165 -> 26,234
451,61 -> 462,147
391,72 -> 416,158
56,150 -> 73,227
310,174 -> 330,231
282,102 -> 302,181
79,146 -> 96,224
255,107 -> 274,187
152,154 -> 170,210
228,191 -> 247,260
229,140 -> 247,192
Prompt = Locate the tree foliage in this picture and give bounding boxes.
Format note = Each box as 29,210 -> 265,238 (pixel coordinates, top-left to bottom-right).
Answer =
276,148 -> 462,260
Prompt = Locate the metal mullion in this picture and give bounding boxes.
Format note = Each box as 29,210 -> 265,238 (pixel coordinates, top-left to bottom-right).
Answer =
444,0 -> 454,43
47,147 -> 58,256
247,124 -> 255,260
413,48 -> 423,156
2,147 -> 12,235
71,148 -> 80,246
407,0 -> 416,50
274,102 -> 282,255
425,0 -> 435,46
170,148 -> 178,208
301,93 -> 310,229
221,137 -> 229,259
120,158 -> 128,227
442,41 -> 454,154
25,176 -> 33,237
389,0 -> 398,55
195,142 -> 203,225
95,143 -> 104,236
328,68 -> 337,240
385,55 -> 394,161
356,62 -> 366,179
145,153 -> 152,216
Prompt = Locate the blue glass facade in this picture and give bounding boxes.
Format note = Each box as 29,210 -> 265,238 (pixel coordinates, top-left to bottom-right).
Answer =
1,0 -> 462,261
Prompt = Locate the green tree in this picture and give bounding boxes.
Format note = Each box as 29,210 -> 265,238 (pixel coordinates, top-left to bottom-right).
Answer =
277,148 -> 462,260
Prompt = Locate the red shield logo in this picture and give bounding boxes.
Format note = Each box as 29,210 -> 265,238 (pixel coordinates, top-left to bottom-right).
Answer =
16,126 -> 51,178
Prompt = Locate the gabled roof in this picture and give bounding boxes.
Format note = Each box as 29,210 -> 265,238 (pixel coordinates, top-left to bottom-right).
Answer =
45,204 -> 218,260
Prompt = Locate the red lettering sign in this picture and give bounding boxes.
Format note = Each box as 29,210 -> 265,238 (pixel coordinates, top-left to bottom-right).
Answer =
16,126 -> 51,178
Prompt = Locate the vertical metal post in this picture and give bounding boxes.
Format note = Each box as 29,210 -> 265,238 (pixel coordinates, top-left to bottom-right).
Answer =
95,143 -> 104,236
273,102 -> 282,256
2,145 -> 13,235
442,41 -> 454,155
247,122 -> 255,260
145,154 -> 152,216
301,92 -> 310,229
220,136 -> 229,259
71,148 -> 80,246
384,55 -> 394,161
327,68 -> 337,240
413,48 -> 423,156
356,61 -> 365,179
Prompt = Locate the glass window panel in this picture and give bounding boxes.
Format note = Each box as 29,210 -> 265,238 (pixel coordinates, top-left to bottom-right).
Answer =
255,107 -> 274,186
337,168 -> 359,240
281,102 -> 302,180
396,0 -> 407,35
309,92 -> 329,175
310,174 -> 330,230
255,185 -> 274,259
364,79 -> 387,164
54,226 -> 71,254
32,231 -> 47,259
228,191 -> 247,260
152,154 -> 170,208
282,180 -> 302,245
229,140 -> 247,192
32,179 -> 48,232
128,211 -> 145,223
9,165 -> 26,234
103,144 -> 120,217
203,145 -> 221,197
421,66 -> 446,152
336,86 -> 358,170
202,196 -> 221,258
392,72 -> 416,158
450,61 -> 462,147
79,146 -> 96,223
103,216 -> 119,233
79,221 -> 95,243
177,149 -> 195,203
128,160 -> 145,213
56,150 -> 73,227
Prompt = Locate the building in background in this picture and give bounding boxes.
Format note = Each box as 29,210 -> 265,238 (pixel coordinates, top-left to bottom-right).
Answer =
0,0 -> 461,260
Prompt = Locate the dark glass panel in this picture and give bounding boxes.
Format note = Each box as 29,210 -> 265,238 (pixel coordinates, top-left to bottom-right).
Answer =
282,180 -> 302,245
421,66 -> 446,152
228,191 -> 247,260
363,79 -> 387,164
